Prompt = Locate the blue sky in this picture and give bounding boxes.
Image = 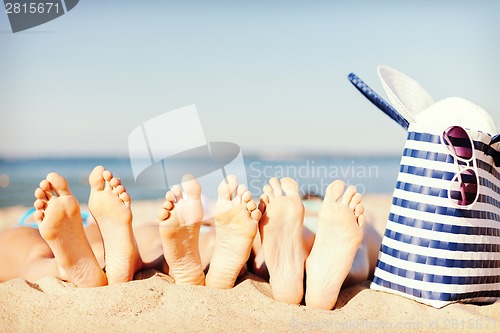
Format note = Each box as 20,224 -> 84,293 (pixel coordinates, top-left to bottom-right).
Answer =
1,1 -> 499,158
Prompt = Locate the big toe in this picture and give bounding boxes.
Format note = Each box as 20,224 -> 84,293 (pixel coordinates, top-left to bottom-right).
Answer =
46,172 -> 72,196
89,166 -> 105,192
324,180 -> 346,203
280,177 -> 299,196
181,174 -> 201,200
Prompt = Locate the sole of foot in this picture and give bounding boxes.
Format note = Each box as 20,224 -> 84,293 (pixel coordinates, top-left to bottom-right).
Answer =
205,175 -> 261,289
158,174 -> 205,286
34,172 -> 107,287
88,166 -> 142,284
305,180 -> 365,310
258,177 -> 305,304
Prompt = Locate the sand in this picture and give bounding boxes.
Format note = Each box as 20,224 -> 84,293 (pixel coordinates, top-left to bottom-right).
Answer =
1,196 -> 499,332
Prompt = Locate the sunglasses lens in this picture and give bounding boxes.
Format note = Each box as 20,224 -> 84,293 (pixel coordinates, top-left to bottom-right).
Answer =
443,126 -> 473,160
449,169 -> 478,206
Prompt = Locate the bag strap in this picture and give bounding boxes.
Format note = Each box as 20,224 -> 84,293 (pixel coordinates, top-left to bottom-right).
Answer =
348,73 -> 409,130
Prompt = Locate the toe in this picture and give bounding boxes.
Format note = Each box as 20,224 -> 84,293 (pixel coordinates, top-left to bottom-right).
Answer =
171,185 -> 182,201
165,191 -> 176,202
35,187 -> 48,200
241,191 -> 252,203
46,172 -> 72,197
33,210 -> 44,222
325,180 -> 346,202
357,214 -> 366,228
280,177 -> 299,197
251,209 -> 262,221
34,199 -> 46,210
158,207 -> 170,221
258,194 -> 269,214
354,203 -> 364,218
246,200 -> 257,211
269,177 -> 283,196
159,197 -> 174,220
263,184 -> 274,198
89,166 -> 105,192
259,194 -> 269,205
119,192 -> 131,207
341,185 -> 357,206
218,175 -> 238,200
162,200 -> 173,210
114,185 -> 126,195
110,177 -> 121,188
103,170 -> 113,189
349,193 -> 362,210
233,184 -> 247,203
181,174 -> 202,200
236,184 -> 247,197
103,170 -> 113,181
39,180 -> 53,199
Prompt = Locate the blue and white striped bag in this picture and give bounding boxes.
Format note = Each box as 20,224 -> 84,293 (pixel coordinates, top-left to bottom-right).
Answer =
350,66 -> 500,308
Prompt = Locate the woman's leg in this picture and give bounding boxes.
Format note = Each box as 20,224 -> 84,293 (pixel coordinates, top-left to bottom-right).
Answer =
0,226 -> 57,282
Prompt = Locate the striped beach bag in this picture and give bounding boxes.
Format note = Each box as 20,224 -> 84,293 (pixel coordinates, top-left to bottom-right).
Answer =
349,66 -> 500,308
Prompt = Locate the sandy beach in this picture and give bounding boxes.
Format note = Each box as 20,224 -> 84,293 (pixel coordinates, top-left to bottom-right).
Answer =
1,195 -> 499,332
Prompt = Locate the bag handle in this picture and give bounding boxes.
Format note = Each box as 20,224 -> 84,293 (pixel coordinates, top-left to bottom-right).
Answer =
348,73 -> 409,130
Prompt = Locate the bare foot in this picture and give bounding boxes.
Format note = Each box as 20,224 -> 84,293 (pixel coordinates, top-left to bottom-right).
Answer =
158,175 -> 205,286
33,173 -> 107,287
344,243 -> 370,287
88,166 -> 142,284
205,176 -> 261,289
305,180 -> 365,310
258,177 -> 305,304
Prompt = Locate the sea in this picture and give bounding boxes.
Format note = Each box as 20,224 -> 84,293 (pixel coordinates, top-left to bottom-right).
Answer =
0,156 -> 401,208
